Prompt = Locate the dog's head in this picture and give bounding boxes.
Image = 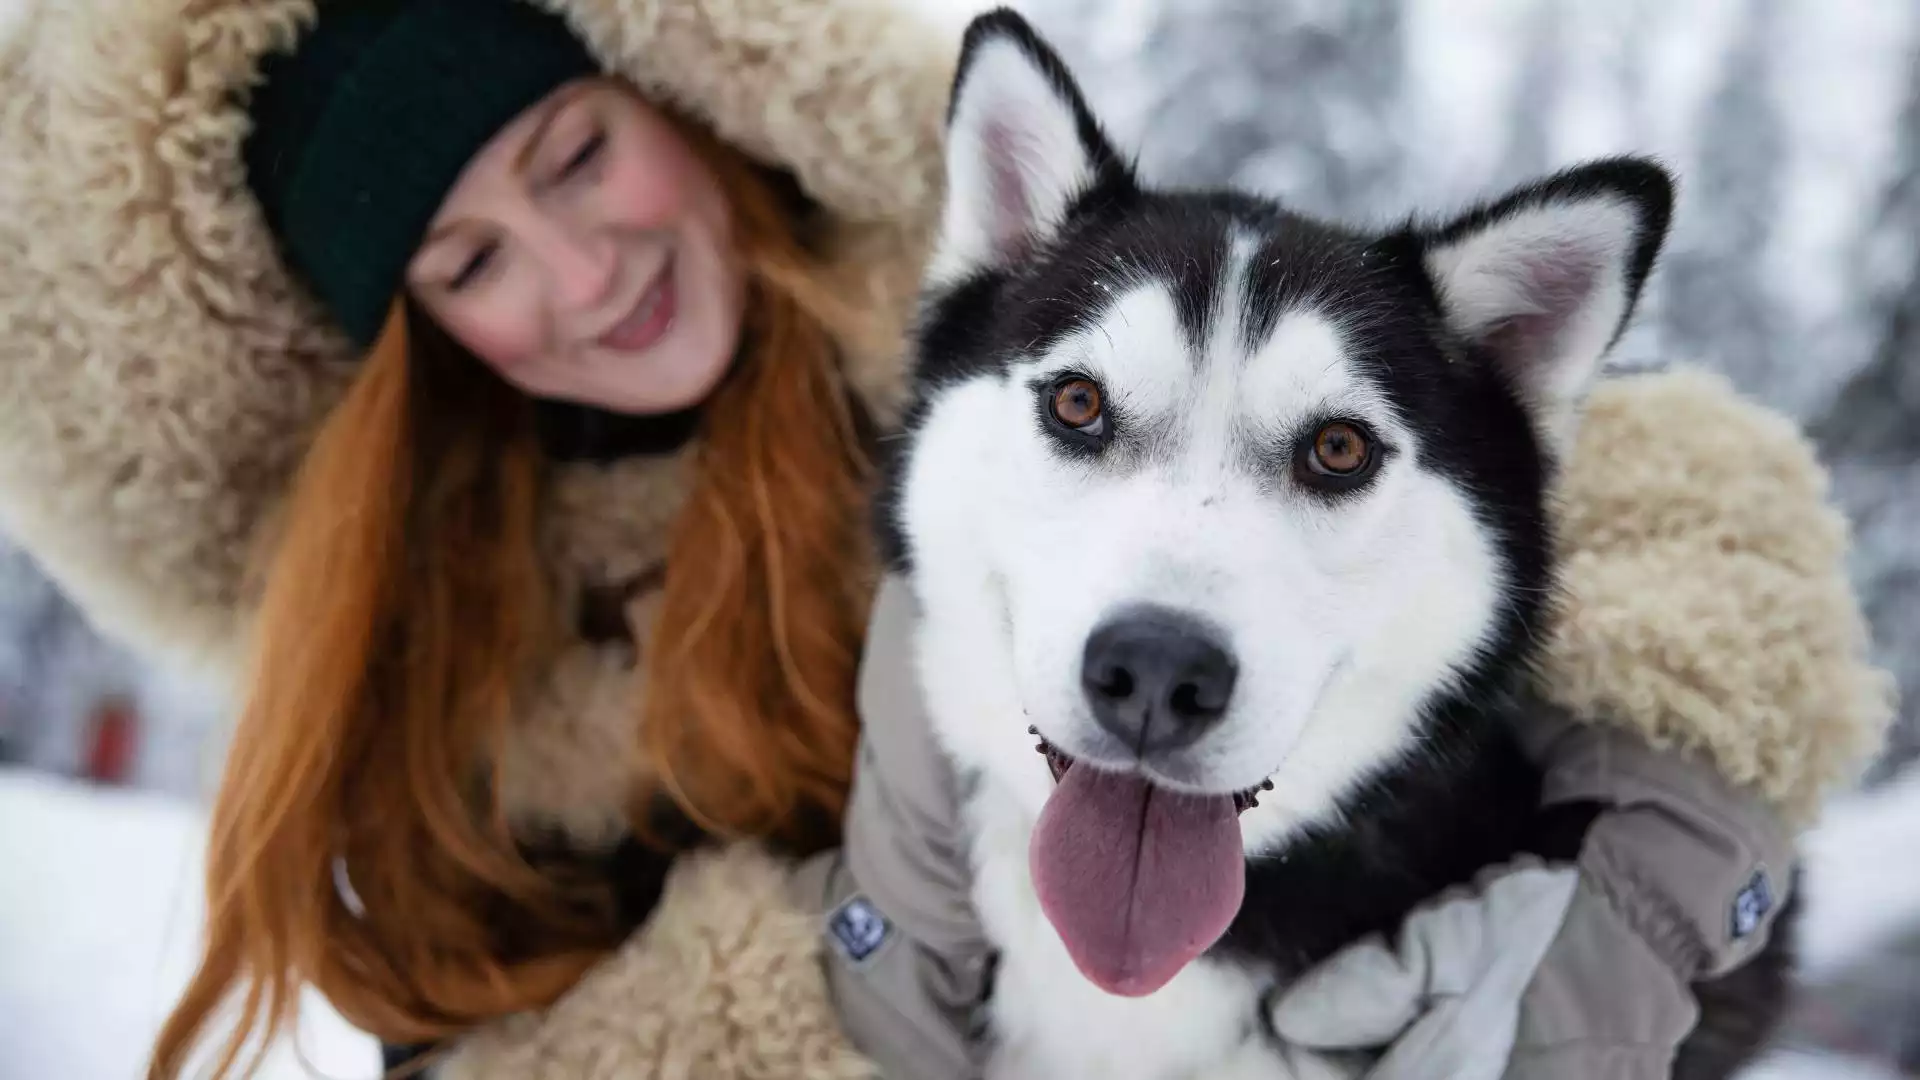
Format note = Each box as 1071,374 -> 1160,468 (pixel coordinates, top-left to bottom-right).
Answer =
881,8 -> 1672,995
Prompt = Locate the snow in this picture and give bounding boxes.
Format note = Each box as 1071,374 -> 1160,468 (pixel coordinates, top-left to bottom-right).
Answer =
0,769 -> 380,1079
1789,764 -> 1920,981
1740,1053 -> 1908,1080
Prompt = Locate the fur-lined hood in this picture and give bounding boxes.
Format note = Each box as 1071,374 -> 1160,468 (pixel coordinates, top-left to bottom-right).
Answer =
0,0 -> 954,681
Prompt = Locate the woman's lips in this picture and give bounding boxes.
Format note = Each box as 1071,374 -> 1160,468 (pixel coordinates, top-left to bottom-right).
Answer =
598,260 -> 677,353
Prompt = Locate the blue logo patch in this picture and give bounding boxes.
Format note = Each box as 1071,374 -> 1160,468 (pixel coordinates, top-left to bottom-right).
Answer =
828,894 -> 893,965
1730,868 -> 1774,941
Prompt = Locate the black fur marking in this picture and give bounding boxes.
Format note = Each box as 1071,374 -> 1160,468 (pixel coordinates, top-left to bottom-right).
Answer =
957,196 -> 1263,368
1239,214 -> 1381,352
1223,703 -> 1544,979
1165,217 -> 1231,355
912,268 -> 1015,389
880,196 -> 1278,566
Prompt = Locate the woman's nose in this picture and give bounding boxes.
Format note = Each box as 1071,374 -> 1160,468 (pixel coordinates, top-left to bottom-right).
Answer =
541,227 -> 619,313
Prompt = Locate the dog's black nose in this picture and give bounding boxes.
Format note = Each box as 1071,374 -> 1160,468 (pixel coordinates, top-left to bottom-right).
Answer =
1081,606 -> 1237,754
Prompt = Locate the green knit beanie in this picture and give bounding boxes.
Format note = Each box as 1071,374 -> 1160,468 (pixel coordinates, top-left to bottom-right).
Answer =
243,0 -> 600,347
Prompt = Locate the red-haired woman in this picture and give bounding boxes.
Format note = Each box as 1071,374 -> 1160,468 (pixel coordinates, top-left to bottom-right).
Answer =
0,0 -> 945,1074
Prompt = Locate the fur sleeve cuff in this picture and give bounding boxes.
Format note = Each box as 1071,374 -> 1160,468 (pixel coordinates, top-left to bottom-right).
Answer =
437,843 -> 873,1080
1538,368 -> 1897,827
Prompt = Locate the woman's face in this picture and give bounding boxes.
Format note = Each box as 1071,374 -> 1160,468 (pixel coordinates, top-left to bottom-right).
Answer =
407,77 -> 745,415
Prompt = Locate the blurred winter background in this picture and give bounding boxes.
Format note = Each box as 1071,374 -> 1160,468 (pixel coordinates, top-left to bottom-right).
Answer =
2,0 -> 1916,1076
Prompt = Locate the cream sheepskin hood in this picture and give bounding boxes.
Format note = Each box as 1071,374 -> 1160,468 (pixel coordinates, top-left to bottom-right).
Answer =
0,0 -> 952,681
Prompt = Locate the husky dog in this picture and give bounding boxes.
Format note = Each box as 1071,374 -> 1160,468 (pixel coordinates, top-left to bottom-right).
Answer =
877,8 -> 1789,1080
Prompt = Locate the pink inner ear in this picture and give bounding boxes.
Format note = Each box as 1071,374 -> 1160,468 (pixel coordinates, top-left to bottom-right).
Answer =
1482,247 -> 1602,367
983,118 -> 1036,262
1520,247 -> 1602,311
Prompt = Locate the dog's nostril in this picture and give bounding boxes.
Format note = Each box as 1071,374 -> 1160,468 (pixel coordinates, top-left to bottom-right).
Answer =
1169,681 -> 1219,720
1169,682 -> 1199,717
1167,655 -> 1235,722
1081,605 -> 1237,753
1089,665 -> 1135,702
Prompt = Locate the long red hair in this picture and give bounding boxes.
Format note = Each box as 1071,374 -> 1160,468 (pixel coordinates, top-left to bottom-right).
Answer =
148,104 -> 880,1079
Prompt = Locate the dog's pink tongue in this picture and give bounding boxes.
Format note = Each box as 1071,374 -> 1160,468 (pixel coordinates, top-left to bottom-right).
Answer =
1030,765 -> 1244,998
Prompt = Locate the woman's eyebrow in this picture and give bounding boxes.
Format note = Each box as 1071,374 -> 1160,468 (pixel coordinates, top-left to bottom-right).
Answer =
515,84 -> 591,173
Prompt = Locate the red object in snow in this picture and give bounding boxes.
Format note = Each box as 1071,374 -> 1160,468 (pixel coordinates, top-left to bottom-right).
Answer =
84,696 -> 139,785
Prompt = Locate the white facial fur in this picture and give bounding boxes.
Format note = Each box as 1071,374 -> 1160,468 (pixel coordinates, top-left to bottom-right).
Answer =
900,245 -> 1507,852
907,22 -> 1655,852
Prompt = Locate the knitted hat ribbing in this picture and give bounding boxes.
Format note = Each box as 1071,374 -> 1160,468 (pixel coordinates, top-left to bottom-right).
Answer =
242,0 -> 600,346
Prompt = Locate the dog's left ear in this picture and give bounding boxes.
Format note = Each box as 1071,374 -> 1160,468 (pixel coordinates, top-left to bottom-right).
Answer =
927,7 -> 1132,286
1415,158 -> 1674,442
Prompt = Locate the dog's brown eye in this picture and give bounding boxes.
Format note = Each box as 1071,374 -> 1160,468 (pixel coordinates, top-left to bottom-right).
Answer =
1309,422 -> 1371,476
1051,378 -> 1104,430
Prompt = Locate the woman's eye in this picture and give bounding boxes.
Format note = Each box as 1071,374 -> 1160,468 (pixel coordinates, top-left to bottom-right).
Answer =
448,243 -> 498,292
556,131 -> 605,180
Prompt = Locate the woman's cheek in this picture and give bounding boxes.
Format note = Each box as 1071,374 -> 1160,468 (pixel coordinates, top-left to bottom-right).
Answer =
604,148 -> 688,229
454,301 -> 545,376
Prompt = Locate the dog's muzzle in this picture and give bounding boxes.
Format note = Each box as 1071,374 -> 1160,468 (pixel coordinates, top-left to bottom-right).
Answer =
1032,733 -> 1270,812
1032,603 -> 1269,811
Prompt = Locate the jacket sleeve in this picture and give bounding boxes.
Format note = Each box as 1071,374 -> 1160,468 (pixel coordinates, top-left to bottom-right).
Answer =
790,573 -> 995,1080
1497,701 -> 1800,1079
1264,701 -> 1807,1080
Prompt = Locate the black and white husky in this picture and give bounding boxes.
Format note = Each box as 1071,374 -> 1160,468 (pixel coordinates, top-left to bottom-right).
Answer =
877,9 -> 1788,1079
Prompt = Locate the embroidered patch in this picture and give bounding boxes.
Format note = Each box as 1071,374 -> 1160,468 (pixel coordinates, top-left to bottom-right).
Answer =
1730,868 -> 1774,941
828,894 -> 893,965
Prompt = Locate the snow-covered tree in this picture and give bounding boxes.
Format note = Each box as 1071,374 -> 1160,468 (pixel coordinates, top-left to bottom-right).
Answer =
1658,0 -> 1788,392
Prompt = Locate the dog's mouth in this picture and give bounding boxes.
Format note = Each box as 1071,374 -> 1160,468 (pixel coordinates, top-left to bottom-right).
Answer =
1026,724 -> 1261,1000
1030,728 -> 1271,814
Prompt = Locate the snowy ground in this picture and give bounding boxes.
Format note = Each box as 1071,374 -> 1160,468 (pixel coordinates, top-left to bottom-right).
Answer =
0,771 -> 379,1079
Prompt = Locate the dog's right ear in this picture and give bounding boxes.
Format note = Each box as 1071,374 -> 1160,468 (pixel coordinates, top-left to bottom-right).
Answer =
1407,158 -> 1674,451
928,8 -> 1130,285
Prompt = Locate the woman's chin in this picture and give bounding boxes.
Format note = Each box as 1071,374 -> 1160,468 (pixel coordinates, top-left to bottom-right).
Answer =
598,344 -> 736,416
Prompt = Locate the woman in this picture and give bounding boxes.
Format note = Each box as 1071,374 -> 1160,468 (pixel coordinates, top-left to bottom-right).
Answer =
0,0 -> 946,1075
0,1 -> 1891,1079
